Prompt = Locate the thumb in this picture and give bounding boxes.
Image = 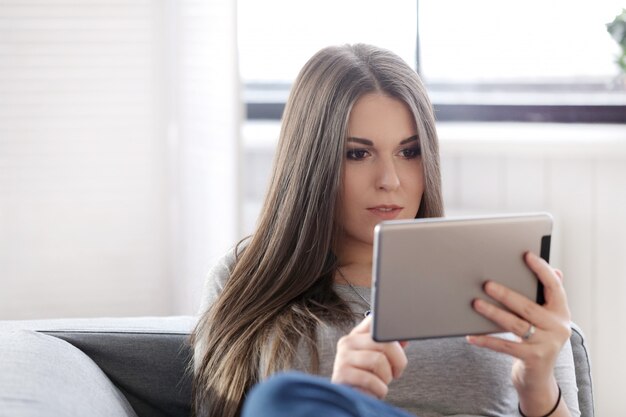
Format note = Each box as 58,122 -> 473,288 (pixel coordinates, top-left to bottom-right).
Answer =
351,314 -> 373,335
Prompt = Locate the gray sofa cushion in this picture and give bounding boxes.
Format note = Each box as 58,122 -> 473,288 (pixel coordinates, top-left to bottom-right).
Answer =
0,330 -> 137,417
47,331 -> 192,417
0,316 -> 196,417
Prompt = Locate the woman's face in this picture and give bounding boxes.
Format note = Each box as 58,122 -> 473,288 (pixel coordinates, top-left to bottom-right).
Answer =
338,93 -> 424,249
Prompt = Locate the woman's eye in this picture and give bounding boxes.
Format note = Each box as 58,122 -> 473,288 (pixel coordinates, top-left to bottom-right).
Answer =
346,149 -> 369,160
400,147 -> 421,159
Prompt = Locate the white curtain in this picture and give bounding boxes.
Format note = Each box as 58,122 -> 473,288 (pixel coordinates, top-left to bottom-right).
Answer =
172,0 -> 241,315
0,0 -> 240,318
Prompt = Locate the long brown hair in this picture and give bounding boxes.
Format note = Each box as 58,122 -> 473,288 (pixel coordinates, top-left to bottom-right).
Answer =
191,43 -> 444,417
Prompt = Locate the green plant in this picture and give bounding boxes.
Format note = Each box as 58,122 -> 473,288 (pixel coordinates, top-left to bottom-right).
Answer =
606,8 -> 626,73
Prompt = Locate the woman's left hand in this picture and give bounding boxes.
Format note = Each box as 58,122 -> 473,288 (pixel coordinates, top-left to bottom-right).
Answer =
467,251 -> 572,415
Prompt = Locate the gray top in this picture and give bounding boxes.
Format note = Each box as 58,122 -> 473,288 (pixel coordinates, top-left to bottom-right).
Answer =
196,250 -> 581,417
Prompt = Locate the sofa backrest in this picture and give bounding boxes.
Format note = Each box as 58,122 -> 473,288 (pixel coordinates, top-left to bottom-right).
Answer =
45,322 -> 594,417
47,330 -> 192,417
1,316 -> 591,417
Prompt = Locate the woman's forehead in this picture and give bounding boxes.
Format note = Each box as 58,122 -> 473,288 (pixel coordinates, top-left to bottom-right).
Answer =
347,93 -> 417,143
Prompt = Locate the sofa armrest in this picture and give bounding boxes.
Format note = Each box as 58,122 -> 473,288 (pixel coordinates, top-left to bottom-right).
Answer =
1,316 -> 196,417
0,330 -> 138,417
570,322 -> 594,417
48,330 -> 193,417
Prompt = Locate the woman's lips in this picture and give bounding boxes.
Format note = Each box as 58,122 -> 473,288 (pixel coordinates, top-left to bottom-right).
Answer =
367,205 -> 403,220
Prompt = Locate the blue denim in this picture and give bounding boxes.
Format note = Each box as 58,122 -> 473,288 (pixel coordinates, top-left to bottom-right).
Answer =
241,371 -> 417,417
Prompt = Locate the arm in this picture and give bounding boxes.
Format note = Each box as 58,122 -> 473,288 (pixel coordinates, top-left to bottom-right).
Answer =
468,252 -> 576,417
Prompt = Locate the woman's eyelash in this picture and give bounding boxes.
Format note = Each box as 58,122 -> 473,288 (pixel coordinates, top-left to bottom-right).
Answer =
346,148 -> 369,160
401,146 -> 421,158
346,146 -> 421,160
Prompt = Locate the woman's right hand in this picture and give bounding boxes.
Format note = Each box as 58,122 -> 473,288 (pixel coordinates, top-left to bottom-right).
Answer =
331,315 -> 408,399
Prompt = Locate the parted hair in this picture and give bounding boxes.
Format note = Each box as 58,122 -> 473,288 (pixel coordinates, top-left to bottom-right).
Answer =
190,43 -> 444,417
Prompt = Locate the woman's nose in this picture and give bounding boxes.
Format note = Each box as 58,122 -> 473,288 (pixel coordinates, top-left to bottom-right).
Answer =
375,158 -> 401,191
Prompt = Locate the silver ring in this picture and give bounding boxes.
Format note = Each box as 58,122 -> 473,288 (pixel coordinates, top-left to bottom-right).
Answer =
522,324 -> 536,341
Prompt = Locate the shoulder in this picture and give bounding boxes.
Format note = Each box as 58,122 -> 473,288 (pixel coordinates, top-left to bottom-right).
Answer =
197,246 -> 239,315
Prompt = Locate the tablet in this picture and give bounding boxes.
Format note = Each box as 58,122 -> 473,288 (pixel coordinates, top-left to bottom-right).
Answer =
371,212 -> 552,342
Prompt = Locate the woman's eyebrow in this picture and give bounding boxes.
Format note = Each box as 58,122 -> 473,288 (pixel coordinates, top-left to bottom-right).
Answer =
347,137 -> 373,146
399,135 -> 418,145
347,135 -> 418,146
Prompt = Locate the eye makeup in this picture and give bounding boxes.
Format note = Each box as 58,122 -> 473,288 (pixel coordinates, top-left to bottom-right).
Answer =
345,135 -> 420,161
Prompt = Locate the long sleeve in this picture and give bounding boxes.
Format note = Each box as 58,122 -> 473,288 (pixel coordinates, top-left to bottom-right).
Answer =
193,249 -> 237,373
553,338 -> 581,417
197,249 -> 237,315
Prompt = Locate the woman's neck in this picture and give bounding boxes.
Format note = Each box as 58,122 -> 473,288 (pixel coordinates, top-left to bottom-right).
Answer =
335,240 -> 373,287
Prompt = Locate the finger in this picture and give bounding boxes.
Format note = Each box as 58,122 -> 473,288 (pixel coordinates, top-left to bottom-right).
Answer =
332,367 -> 388,399
351,315 -> 373,335
466,334 -> 526,359
338,332 -> 384,351
482,281 -> 558,330
338,333 -> 408,379
336,350 -> 393,385
554,268 -> 563,281
472,298 -> 545,340
524,252 -> 567,308
385,341 -> 408,379
525,253 -> 571,322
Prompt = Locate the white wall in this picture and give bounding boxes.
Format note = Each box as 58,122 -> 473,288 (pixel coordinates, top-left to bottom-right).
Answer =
437,122 -> 626,416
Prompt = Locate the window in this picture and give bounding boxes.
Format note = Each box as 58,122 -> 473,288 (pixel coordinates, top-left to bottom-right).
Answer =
238,0 -> 417,83
239,0 -> 626,123
420,0 -> 622,84
238,0 -> 417,118
418,0 -> 626,122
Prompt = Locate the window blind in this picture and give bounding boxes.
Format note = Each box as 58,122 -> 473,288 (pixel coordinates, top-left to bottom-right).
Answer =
0,1 -> 170,318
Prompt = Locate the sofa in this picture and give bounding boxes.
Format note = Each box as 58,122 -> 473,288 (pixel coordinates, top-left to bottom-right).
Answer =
0,317 -> 594,417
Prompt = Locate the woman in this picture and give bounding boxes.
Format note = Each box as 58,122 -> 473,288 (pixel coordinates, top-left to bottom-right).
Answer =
191,44 -> 578,417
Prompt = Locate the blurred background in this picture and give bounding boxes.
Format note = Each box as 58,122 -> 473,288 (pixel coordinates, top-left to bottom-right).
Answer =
1,0 -> 625,413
